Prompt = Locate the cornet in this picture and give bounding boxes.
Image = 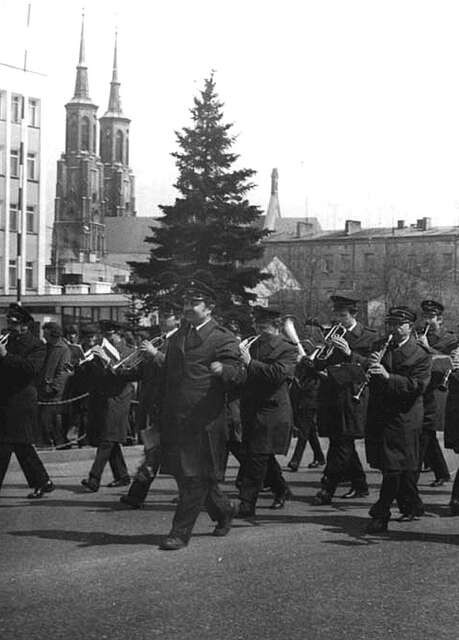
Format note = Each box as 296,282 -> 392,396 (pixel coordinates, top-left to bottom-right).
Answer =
308,323 -> 347,361
113,335 -> 166,370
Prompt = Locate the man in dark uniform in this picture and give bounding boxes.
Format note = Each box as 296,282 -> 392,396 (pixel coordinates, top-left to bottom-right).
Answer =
416,299 -> 455,486
0,304 -> 55,498
159,279 -> 243,550
444,347 -> 459,514
79,321 -> 135,491
365,306 -> 432,533
314,295 -> 375,505
237,307 -> 298,517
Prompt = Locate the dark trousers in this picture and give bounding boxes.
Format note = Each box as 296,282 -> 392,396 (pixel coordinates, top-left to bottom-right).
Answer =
419,430 -> 449,480
239,452 -> 288,509
170,475 -> 232,541
126,447 -> 161,504
370,470 -> 424,520
0,443 -> 50,489
89,442 -> 129,486
290,408 -> 325,466
322,436 -> 367,495
39,408 -> 66,446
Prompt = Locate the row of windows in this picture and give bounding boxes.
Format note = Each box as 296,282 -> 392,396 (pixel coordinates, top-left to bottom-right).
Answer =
7,204 -> 36,233
3,149 -> 37,179
305,252 -> 455,275
0,92 -> 40,127
7,260 -> 34,289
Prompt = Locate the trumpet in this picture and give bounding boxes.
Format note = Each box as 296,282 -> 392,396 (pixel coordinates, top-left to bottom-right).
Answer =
308,323 -> 347,361
113,335 -> 166,370
352,333 -> 394,403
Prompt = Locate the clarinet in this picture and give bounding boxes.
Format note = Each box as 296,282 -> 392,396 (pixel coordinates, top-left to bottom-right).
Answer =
352,333 -> 394,403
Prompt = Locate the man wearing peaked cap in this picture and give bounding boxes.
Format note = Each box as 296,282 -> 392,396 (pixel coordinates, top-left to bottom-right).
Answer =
416,299 -> 455,491
365,303 -> 432,533
0,304 -> 55,498
313,294 -> 375,505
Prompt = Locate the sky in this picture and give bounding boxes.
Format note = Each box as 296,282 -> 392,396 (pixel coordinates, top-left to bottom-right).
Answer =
3,0 -> 459,231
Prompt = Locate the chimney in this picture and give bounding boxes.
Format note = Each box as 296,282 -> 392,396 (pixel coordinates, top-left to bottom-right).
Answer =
296,221 -> 314,237
416,217 -> 432,231
344,220 -> 361,235
397,220 -> 405,229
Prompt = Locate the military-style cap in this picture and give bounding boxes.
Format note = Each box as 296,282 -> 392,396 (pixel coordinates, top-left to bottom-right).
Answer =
99,320 -> 123,334
182,278 -> 216,302
42,322 -> 63,338
386,306 -> 417,324
330,295 -> 359,312
421,299 -> 444,315
6,303 -> 34,325
64,325 -> 78,336
80,323 -> 99,336
253,305 -> 282,322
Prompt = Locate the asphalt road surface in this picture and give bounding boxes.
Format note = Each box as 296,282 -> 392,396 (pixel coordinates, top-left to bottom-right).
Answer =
1,442 -> 458,640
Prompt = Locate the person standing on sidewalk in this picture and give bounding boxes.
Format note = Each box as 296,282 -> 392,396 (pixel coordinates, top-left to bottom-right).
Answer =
0,304 -> 55,499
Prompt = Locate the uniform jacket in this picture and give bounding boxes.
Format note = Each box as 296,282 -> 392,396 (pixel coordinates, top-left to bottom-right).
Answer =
73,343 -> 135,446
160,319 -> 243,480
240,332 -> 297,455
316,321 -> 375,439
365,335 -> 431,472
421,327 -> 457,432
38,338 -> 71,402
0,331 -> 46,444
444,370 -> 459,452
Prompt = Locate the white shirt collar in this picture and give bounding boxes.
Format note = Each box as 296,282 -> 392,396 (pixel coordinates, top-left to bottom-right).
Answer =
347,319 -> 357,333
396,335 -> 410,349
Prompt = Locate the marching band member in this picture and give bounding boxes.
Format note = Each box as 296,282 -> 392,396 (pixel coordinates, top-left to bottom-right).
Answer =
0,304 -> 55,499
416,300 -> 456,486
79,321 -> 135,492
313,296 -> 375,506
443,346 -> 459,514
237,307 -> 297,517
365,306 -> 431,534
158,278 -> 243,550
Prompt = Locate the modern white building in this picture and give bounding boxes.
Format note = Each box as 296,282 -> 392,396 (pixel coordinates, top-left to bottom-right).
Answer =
0,62 -> 47,296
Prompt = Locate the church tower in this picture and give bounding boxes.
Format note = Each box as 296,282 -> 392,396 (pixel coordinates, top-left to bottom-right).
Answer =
52,13 -> 105,273
264,168 -> 282,231
99,33 -> 136,217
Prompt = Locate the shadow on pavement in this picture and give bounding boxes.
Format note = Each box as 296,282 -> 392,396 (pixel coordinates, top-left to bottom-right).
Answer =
8,528 -> 164,547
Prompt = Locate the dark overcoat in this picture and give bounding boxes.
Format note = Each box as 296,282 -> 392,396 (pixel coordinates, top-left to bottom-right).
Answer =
73,343 -> 135,446
160,319 -> 243,481
0,332 -> 46,444
444,370 -> 459,452
421,328 -> 457,432
316,322 -> 375,439
365,335 -> 431,472
240,333 -> 297,455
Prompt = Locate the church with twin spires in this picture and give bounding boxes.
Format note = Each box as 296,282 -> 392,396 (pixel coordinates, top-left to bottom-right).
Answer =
50,15 -> 135,281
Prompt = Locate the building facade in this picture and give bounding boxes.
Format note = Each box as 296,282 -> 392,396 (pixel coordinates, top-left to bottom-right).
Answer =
0,63 -> 47,296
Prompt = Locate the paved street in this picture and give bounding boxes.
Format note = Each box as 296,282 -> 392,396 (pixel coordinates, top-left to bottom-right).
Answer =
1,442 -> 459,640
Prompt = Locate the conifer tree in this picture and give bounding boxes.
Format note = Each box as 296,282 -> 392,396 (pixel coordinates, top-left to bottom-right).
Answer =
127,74 -> 269,324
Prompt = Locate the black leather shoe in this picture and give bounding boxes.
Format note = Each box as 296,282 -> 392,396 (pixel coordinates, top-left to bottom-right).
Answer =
27,481 -> 55,499
287,461 -> 299,472
270,488 -> 293,510
159,536 -> 188,551
212,503 -> 236,537
235,504 -> 255,518
449,499 -> 459,515
81,478 -> 99,492
312,489 -> 332,505
365,518 -> 389,534
341,488 -> 370,499
308,460 -> 325,469
119,494 -> 144,509
107,477 -> 131,488
429,477 -> 450,487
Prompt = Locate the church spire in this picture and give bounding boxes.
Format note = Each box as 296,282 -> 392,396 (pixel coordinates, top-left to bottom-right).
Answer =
105,31 -> 123,115
264,168 -> 282,231
72,11 -> 91,102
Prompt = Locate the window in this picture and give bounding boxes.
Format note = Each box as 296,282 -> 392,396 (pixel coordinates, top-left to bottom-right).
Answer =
9,259 -> 16,285
0,91 -> 5,119
10,149 -> 19,177
27,153 -> 36,180
11,95 -> 21,123
0,146 -> 5,174
443,253 -> 453,271
364,252 -> 375,271
26,206 -> 34,233
9,204 -> 18,231
28,99 -> 39,126
25,262 -> 33,289
115,130 -> 123,163
81,116 -> 90,151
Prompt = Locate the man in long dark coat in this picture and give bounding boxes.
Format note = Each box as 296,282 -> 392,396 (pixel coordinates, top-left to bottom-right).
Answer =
0,304 -> 55,499
443,347 -> 459,514
159,280 -> 243,550
416,299 -> 455,486
79,322 -> 135,492
237,307 -> 298,517
365,306 -> 432,534
314,295 -> 376,505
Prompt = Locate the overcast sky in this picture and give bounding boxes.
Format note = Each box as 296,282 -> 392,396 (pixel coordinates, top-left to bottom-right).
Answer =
3,0 -> 459,230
